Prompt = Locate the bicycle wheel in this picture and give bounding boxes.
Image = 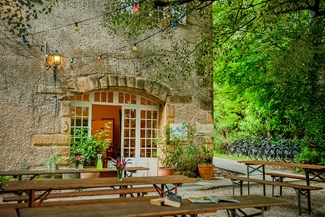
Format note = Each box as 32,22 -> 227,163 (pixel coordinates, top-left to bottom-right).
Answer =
266,148 -> 276,161
290,148 -> 300,163
282,148 -> 291,162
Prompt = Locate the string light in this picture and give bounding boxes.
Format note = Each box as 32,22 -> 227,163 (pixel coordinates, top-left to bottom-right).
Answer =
22,35 -> 28,44
0,0 -> 203,65
74,22 -> 80,32
133,3 -> 139,13
133,44 -> 139,52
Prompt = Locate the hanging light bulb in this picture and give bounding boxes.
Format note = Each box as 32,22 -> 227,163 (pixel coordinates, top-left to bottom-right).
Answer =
22,35 -> 28,44
97,55 -> 103,62
133,44 -> 139,52
74,22 -> 80,32
133,3 -> 139,13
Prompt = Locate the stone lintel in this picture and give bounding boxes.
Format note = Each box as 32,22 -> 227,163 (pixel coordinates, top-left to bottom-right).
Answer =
32,134 -> 70,147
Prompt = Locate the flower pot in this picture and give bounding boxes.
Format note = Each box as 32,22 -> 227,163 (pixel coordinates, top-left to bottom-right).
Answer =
158,167 -> 175,176
198,164 -> 214,180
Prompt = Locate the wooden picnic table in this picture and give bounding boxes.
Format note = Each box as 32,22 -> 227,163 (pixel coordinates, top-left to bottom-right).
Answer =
238,160 -> 325,214
0,167 -> 149,180
1,175 -> 196,208
238,160 -> 325,188
17,195 -> 289,217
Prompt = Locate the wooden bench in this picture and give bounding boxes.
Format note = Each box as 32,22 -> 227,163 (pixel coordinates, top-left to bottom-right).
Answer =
0,195 -> 160,209
224,175 -> 323,215
0,208 -> 19,217
2,186 -> 157,203
16,195 -> 290,217
266,172 -> 306,196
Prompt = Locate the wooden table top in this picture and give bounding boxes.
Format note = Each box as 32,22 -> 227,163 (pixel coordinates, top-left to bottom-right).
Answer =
238,160 -> 325,170
1,175 -> 196,192
0,167 -> 149,176
18,195 -> 289,217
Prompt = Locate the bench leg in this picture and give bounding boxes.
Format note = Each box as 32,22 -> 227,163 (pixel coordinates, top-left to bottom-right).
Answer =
240,181 -> 243,196
297,189 -> 302,216
279,177 -> 283,196
307,190 -> 311,214
271,177 -> 275,197
229,209 -> 240,217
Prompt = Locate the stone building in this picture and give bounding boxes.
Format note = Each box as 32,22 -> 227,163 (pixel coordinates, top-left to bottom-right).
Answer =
0,0 -> 213,175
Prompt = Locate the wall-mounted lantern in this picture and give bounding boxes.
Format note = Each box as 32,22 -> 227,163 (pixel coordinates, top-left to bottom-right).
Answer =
46,50 -> 62,81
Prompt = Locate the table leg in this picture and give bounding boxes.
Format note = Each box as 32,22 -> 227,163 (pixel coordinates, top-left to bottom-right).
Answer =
246,166 -> 250,195
28,189 -> 35,208
305,170 -> 310,186
262,165 -> 266,196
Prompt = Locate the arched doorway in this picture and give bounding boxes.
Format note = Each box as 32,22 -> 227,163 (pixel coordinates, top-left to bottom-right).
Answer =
70,90 -> 161,176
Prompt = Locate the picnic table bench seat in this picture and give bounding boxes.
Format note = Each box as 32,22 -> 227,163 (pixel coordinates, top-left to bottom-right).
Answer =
0,195 -> 160,209
2,186 -> 157,203
0,208 -> 19,217
4,195 -> 289,217
266,172 -> 306,180
224,175 -> 322,215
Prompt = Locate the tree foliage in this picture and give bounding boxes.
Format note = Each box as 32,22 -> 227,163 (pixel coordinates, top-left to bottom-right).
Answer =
0,0 -> 55,36
213,0 -> 324,164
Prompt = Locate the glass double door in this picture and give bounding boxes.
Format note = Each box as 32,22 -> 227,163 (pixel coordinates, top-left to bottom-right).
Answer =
121,107 -> 158,176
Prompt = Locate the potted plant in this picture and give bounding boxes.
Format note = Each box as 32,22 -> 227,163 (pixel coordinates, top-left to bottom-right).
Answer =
70,125 -> 111,167
68,155 -> 84,169
197,145 -> 214,180
70,124 -> 111,178
45,155 -> 62,171
157,125 -> 186,176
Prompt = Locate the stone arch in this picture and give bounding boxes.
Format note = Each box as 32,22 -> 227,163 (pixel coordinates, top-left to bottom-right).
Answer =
63,74 -> 172,103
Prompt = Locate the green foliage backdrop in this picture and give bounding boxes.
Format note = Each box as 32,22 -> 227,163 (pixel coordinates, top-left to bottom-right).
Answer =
213,0 -> 324,164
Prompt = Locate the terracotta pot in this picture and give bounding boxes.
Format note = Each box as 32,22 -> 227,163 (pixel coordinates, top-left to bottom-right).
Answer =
158,167 -> 175,176
198,164 -> 214,180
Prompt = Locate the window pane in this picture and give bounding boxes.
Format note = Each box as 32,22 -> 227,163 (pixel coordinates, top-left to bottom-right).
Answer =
83,107 -> 89,116
107,92 -> 113,102
130,119 -> 136,128
125,94 -> 130,104
94,92 -> 100,102
147,111 -> 151,119
76,95 -> 82,101
141,110 -> 145,118
140,149 -> 145,157
119,93 -> 124,103
141,120 -> 145,128
83,94 -> 89,101
76,107 -> 82,116
130,139 -> 135,147
141,97 -> 146,105
76,119 -> 82,126
124,129 -> 129,137
131,95 -> 136,104
82,119 -> 88,126
101,92 -> 107,102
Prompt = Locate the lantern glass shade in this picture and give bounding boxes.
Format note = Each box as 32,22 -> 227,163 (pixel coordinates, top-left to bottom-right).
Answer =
46,54 -> 62,66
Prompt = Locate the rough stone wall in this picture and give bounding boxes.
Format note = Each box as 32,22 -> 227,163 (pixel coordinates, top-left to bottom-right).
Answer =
0,0 -> 213,170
